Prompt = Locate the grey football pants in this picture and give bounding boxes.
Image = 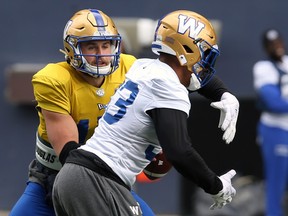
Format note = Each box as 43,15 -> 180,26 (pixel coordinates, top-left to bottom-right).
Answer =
52,163 -> 142,216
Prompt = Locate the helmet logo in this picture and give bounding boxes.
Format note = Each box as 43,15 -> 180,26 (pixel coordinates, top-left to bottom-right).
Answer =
177,15 -> 205,39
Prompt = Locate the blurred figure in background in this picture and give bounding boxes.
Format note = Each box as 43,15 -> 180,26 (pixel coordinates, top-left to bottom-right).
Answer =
253,28 -> 288,216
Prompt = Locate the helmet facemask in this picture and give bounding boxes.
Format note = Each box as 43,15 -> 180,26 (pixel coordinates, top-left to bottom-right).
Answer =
189,39 -> 220,90
67,35 -> 121,77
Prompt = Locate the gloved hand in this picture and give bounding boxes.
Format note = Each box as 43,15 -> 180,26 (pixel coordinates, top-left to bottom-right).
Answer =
210,92 -> 239,144
210,169 -> 236,210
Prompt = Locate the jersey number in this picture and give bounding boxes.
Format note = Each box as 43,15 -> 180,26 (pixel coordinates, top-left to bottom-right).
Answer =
103,80 -> 139,124
103,80 -> 156,161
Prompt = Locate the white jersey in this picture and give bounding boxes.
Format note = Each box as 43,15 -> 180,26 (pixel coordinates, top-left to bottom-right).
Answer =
80,59 -> 191,187
253,55 -> 288,130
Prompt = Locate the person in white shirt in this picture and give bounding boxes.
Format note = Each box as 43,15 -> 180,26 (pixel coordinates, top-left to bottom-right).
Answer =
253,28 -> 288,216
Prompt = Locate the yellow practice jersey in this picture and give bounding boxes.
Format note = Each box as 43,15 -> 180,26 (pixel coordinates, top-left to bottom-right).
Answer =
32,53 -> 136,144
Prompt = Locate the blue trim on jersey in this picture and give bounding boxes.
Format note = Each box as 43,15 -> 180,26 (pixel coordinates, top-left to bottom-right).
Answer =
145,145 -> 157,161
90,9 -> 105,31
259,84 -> 288,113
77,119 -> 89,144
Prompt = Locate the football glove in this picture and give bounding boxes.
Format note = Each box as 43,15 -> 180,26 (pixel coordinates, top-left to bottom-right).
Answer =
210,169 -> 236,210
210,92 -> 239,144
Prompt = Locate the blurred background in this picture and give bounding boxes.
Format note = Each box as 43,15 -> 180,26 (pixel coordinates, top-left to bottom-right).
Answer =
1,0 -> 288,215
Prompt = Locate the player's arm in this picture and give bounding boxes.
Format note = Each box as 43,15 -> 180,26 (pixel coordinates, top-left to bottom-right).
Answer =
33,72 -> 81,164
42,109 -> 79,157
258,84 -> 288,113
147,107 -> 222,194
147,107 -> 236,208
195,75 -> 228,101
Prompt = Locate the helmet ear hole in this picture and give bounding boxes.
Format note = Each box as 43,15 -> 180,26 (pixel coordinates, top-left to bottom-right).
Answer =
183,45 -> 193,53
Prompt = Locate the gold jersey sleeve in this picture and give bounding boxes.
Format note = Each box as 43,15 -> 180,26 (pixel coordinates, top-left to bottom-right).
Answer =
32,53 -> 136,143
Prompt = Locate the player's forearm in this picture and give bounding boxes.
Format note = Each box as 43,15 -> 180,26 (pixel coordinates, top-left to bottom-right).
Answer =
259,85 -> 288,113
148,108 -> 222,194
196,75 -> 229,101
171,148 -> 222,195
161,121 -> 222,194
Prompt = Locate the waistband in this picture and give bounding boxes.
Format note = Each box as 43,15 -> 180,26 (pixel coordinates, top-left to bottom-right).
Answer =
67,149 -> 130,191
35,133 -> 62,171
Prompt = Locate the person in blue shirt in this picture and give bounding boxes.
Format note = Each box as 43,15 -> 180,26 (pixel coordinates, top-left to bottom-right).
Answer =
253,28 -> 288,216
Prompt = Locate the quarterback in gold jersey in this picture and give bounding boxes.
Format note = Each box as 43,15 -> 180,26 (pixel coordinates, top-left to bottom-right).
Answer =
34,56 -> 134,150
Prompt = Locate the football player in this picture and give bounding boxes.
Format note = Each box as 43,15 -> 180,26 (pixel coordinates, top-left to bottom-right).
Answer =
9,9 -> 154,216
52,10 -> 237,216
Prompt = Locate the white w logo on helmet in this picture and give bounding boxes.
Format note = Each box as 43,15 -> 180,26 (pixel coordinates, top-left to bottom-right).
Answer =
177,15 -> 205,38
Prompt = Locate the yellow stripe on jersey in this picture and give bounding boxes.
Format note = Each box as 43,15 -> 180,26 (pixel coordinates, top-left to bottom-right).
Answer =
32,53 -> 136,144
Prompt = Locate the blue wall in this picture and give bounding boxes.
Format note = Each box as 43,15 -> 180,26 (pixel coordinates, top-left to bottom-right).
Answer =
1,0 -> 287,214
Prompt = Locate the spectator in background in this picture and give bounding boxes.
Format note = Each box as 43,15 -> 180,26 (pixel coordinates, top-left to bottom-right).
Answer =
253,28 -> 288,216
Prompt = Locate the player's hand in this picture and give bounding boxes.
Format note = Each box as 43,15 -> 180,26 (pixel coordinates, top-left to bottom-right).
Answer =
210,169 -> 236,210
210,92 -> 239,144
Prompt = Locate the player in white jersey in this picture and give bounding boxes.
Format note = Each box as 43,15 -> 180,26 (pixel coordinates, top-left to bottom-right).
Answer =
52,10 -> 237,216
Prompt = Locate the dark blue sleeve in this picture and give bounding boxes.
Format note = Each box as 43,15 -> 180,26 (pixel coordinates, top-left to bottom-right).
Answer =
194,75 -> 229,101
258,84 -> 288,113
